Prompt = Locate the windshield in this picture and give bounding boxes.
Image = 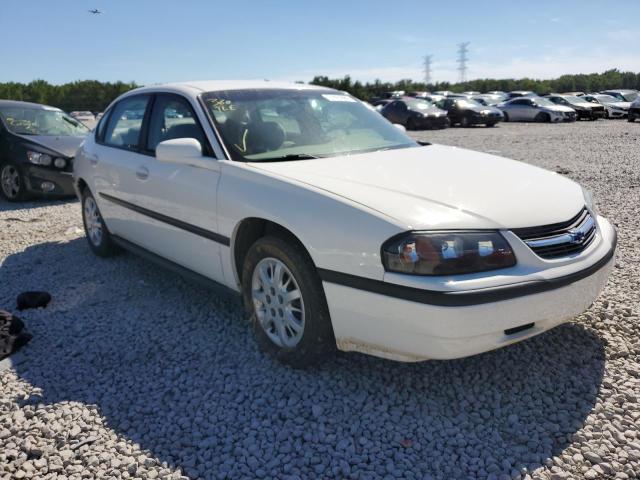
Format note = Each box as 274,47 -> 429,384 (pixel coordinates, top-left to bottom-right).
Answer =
202,89 -> 417,161
594,95 -> 619,103
535,98 -> 556,106
621,92 -> 638,101
563,96 -> 585,103
0,106 -> 89,136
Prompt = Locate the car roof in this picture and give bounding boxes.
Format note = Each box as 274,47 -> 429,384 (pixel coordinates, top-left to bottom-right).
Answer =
601,89 -> 635,93
0,99 -> 62,111
126,80 -> 332,96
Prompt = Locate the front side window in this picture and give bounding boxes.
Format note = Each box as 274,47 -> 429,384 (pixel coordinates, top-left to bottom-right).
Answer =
202,89 -> 416,162
103,95 -> 150,150
0,106 -> 89,136
146,95 -> 206,152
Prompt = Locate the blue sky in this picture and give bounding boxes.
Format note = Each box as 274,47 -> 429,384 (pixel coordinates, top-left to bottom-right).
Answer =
1,0 -> 639,85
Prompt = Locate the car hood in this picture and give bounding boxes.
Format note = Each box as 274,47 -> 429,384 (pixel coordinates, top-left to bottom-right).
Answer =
250,145 -> 584,230
465,105 -> 501,114
15,134 -> 86,158
571,102 -> 598,109
411,106 -> 446,115
605,101 -> 631,109
544,105 -> 575,113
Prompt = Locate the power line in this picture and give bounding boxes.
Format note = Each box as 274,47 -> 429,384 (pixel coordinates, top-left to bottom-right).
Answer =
423,55 -> 433,86
457,42 -> 470,83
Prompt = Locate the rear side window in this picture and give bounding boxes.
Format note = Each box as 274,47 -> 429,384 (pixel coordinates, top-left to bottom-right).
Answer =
103,95 -> 150,150
95,110 -> 111,142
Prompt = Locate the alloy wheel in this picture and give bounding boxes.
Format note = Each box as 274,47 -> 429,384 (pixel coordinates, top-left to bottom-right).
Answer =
83,196 -> 103,246
1,165 -> 21,199
251,257 -> 305,348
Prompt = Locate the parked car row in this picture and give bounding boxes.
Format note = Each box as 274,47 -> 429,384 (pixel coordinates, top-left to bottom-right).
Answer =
373,96 -> 503,129
370,88 -> 640,128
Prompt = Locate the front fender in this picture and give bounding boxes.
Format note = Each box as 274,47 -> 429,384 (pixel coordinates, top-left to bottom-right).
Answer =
217,161 -> 404,289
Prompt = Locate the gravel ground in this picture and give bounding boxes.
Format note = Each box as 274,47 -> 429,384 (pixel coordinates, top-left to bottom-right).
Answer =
1,120 -> 639,480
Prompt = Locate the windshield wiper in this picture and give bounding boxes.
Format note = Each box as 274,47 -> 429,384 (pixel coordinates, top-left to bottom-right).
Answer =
254,153 -> 320,162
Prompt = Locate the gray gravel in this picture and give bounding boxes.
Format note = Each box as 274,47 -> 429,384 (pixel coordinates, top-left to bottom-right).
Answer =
1,120 -> 639,479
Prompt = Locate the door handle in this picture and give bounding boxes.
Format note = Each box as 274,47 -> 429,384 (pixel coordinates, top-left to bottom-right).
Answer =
89,155 -> 99,166
135,166 -> 149,180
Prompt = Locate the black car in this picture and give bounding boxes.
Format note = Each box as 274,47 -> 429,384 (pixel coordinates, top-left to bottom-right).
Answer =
629,98 -> 640,122
435,97 -> 503,127
381,98 -> 450,130
545,95 -> 605,120
0,100 -> 89,201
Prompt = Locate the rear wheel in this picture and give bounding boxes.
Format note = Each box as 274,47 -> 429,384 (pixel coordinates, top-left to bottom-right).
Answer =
81,189 -> 118,257
242,236 -> 334,366
0,163 -> 29,202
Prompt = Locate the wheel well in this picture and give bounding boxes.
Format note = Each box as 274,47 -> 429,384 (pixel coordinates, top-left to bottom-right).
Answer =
233,218 -> 311,284
76,178 -> 88,194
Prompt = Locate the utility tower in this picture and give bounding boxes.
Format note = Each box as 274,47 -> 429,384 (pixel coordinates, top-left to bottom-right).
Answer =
423,55 -> 433,87
457,42 -> 470,83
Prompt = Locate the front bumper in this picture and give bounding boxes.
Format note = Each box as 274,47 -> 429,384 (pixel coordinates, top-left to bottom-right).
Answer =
24,165 -> 75,196
607,109 -> 627,118
323,218 -> 616,362
470,113 -> 502,125
416,116 -> 450,129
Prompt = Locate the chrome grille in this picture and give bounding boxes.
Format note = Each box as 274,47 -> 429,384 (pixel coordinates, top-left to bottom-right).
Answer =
512,207 -> 597,259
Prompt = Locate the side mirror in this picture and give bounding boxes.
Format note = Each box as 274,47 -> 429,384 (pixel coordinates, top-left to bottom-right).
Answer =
156,138 -> 216,170
393,123 -> 407,132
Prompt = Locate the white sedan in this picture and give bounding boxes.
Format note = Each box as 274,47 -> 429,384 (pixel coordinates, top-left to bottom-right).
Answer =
73,81 -> 616,364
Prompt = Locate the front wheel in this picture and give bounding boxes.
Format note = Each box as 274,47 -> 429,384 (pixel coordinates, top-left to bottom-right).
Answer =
242,236 -> 334,366
460,116 -> 471,128
534,112 -> 550,123
0,163 -> 29,202
81,189 -> 118,257
502,112 -> 509,122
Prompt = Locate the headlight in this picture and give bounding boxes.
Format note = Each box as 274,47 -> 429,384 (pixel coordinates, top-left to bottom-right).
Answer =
382,231 -> 516,276
26,151 -> 52,166
583,187 -> 598,214
54,158 -> 66,168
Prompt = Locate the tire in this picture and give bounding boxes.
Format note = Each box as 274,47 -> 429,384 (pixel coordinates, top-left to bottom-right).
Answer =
81,188 -> 118,257
628,115 -> 635,123
406,118 -> 417,131
502,112 -> 509,122
485,122 -> 496,127
604,110 -> 610,119
534,112 -> 550,123
242,236 -> 334,367
460,115 -> 470,128
0,162 -> 30,202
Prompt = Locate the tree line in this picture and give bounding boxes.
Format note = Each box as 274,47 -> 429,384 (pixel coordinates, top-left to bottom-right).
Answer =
0,80 -> 139,112
311,69 -> 640,100
1,69 -> 639,112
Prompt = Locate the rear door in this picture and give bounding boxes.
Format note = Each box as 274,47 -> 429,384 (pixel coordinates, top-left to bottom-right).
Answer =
92,94 -> 153,239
